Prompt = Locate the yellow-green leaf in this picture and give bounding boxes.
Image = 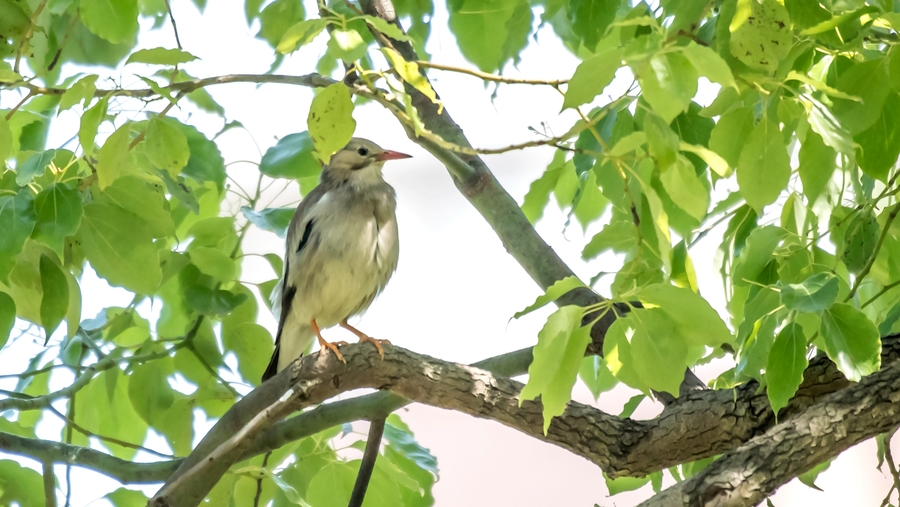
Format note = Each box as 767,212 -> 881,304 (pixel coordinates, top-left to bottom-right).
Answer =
308,83 -> 356,163
145,117 -> 190,177
519,305 -> 592,434
381,48 -> 440,109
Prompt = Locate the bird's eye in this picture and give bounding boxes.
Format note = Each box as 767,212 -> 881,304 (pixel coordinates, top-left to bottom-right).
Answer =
357,147 -> 369,156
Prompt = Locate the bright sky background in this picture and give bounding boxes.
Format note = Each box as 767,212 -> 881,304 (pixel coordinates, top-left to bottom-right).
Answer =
1,0 -> 898,505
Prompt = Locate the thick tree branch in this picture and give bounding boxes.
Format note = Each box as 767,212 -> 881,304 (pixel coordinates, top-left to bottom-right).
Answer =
639,358 -> 900,507
151,344 -> 637,506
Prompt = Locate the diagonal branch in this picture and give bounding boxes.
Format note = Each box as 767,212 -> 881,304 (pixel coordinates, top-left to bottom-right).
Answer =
639,358 -> 900,507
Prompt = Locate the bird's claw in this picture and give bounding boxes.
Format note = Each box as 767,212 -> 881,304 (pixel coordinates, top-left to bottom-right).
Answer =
359,335 -> 391,359
318,340 -> 348,363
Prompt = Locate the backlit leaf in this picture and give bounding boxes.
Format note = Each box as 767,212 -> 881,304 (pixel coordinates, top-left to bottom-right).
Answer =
766,322 -> 808,417
563,48 -> 624,110
96,122 -> 133,189
308,83 -> 356,163
39,254 -> 68,338
514,276 -> 587,319
80,0 -> 139,44
737,118 -> 790,213
31,183 -> 83,256
819,303 -> 881,381
126,47 -> 199,65
780,272 -> 838,312
145,117 -> 190,177
519,305 -> 592,433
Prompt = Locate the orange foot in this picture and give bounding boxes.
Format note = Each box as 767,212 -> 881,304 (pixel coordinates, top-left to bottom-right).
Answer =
311,319 -> 346,363
341,320 -> 391,359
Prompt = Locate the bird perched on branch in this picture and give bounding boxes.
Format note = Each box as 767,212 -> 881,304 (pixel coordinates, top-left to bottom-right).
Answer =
262,137 -> 411,381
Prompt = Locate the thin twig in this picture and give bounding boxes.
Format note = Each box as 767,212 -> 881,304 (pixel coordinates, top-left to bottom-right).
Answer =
13,0 -> 47,74
4,90 -> 35,120
861,279 -> 900,309
46,404 -> 175,459
415,60 -> 569,86
42,460 -> 57,507
163,0 -> 183,50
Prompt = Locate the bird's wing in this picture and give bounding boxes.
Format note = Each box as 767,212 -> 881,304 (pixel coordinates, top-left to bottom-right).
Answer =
261,185 -> 329,382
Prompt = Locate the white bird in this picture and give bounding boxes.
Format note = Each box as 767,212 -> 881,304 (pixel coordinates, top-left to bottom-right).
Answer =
262,137 -> 411,381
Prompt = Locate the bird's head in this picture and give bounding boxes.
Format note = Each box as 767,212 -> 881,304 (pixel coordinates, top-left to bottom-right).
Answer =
322,137 -> 411,188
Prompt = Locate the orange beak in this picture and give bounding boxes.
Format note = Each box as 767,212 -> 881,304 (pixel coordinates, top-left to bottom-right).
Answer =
375,150 -> 412,161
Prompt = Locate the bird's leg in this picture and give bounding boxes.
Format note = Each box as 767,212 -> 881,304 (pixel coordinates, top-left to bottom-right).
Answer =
311,319 -> 347,363
340,319 -> 391,359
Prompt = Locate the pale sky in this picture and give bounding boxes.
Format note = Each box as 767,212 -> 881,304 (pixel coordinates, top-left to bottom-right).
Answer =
1,0 -> 897,506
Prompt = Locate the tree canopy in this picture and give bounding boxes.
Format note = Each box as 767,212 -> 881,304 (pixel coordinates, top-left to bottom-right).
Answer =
2,0 -> 900,505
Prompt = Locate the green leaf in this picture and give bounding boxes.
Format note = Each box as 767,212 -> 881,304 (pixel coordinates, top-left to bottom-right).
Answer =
0,190 -> 37,281
256,0 -> 305,47
856,92 -> 900,182
615,310 -> 689,394
807,98 -> 856,155
563,48 -> 623,110
679,142 -> 730,177
519,305 -> 592,433
733,226 -> 787,286
660,157 -> 708,220
39,254 -> 68,338
31,183 -> 83,255
383,421 -> 439,474
80,0 -> 139,44
170,120 -> 226,191
637,52 -> 698,122
513,276 -> 587,318
819,303 -> 881,381
568,0 -> 617,51
16,149 -> 56,186
277,19 -> 329,54
841,209 -> 879,274
328,28 -> 368,62
0,460 -> 44,507
605,474 -> 651,496
74,368 -> 148,459
737,118 -> 791,213
644,113 -> 679,170
189,246 -> 235,282
582,220 -> 639,259
259,132 -> 321,180
126,47 -> 199,65
306,462 -> 355,507
780,272 -> 838,312
636,283 -> 732,347
59,75 -> 98,113
448,0 -> 525,72
579,355 -> 618,400
96,122 -> 133,189
680,42 -> 737,90
241,206 -> 294,238
157,397 -> 195,456
105,488 -> 149,507
362,15 -> 413,42
797,460 -> 832,490
521,151 -> 564,223
77,203 -> 161,294
832,60 -> 891,135
145,117 -> 190,177
382,48 -> 440,107
729,0 -> 791,72
308,83 -> 356,163
181,265 -> 247,316
97,176 -> 174,238
572,171 -> 608,229
798,130 -> 835,204
0,291 -> 15,350
709,107 -> 754,168
128,349 -> 175,426
766,322 -> 808,417
222,320 -> 272,384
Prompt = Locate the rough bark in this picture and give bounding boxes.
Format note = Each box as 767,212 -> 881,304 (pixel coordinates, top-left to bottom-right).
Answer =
639,359 -> 900,507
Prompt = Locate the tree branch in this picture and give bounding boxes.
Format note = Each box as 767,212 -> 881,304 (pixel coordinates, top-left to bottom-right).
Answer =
639,358 -> 900,507
0,431 -> 180,483
150,344 -> 636,507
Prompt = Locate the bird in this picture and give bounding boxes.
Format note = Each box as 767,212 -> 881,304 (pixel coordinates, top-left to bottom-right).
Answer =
261,137 -> 411,382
